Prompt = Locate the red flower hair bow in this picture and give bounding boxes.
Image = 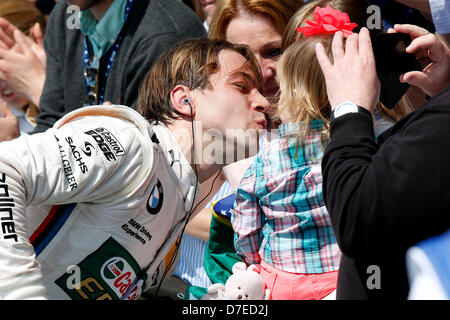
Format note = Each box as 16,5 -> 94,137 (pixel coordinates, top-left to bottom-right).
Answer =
296,6 -> 358,38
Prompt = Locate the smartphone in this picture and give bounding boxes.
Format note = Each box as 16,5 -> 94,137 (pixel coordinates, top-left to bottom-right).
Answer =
372,33 -> 422,109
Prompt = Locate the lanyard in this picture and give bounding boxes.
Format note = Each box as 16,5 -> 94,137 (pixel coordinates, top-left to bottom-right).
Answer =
82,0 -> 135,105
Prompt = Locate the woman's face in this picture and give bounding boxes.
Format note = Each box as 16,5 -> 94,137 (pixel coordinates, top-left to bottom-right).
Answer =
225,14 -> 282,104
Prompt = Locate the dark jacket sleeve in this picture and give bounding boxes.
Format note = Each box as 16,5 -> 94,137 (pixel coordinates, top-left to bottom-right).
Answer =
322,85 -> 450,258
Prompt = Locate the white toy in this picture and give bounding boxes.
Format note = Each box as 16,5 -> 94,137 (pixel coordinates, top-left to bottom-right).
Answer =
201,262 -> 270,300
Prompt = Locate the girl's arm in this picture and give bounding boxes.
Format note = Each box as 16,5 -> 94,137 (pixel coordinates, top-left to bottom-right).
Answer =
231,168 -> 264,265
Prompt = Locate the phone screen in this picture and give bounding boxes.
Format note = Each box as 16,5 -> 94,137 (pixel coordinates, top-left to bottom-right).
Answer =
372,33 -> 421,109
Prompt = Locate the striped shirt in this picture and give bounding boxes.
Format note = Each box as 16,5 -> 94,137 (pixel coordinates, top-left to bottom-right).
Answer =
232,121 -> 341,274
430,0 -> 450,34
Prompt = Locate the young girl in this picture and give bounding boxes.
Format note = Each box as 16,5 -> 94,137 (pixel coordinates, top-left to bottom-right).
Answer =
282,0 -> 420,136
231,6 -> 352,300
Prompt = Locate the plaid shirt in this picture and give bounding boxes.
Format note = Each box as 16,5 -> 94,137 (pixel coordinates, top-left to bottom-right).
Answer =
232,121 -> 341,274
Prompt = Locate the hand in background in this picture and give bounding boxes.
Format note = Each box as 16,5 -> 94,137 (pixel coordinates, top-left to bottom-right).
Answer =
0,98 -> 19,142
0,29 -> 46,108
315,28 -> 380,112
389,24 -> 450,97
28,22 -> 47,67
0,18 -> 46,66
0,17 -> 16,50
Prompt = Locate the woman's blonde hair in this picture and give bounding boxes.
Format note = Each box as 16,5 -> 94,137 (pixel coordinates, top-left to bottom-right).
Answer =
0,0 -> 46,35
208,0 -> 305,40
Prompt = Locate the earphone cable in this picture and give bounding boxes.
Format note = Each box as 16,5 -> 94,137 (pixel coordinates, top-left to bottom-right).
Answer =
155,101 -> 222,296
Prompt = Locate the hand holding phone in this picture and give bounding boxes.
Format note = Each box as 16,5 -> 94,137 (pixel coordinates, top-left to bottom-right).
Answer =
391,24 -> 450,97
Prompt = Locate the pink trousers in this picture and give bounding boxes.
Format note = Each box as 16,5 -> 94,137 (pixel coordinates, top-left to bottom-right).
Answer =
259,260 -> 338,300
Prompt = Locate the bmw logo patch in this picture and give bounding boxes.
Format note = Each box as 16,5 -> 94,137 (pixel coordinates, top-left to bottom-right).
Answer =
147,180 -> 164,215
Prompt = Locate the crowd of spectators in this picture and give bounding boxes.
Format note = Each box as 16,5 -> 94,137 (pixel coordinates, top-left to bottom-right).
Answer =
0,0 -> 448,301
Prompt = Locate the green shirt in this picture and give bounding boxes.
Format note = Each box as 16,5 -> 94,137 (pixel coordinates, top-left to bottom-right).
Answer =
80,0 -> 128,59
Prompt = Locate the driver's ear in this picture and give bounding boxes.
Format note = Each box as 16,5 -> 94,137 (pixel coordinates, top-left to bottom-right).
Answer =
170,85 -> 195,117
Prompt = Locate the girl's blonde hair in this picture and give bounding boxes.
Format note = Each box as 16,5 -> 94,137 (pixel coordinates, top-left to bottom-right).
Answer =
282,0 -> 379,50
278,0 -> 415,153
277,36 -> 333,153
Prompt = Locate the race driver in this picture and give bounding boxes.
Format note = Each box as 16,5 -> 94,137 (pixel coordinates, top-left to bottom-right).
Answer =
0,38 -> 270,299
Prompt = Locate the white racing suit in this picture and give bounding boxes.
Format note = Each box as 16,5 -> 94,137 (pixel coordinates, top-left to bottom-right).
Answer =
0,105 -> 198,300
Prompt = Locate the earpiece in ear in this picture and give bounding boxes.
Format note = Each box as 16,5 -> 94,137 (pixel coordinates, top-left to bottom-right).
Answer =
182,98 -> 191,105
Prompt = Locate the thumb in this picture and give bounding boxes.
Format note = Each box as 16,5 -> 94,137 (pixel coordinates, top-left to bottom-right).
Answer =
400,71 -> 433,95
0,98 -> 15,118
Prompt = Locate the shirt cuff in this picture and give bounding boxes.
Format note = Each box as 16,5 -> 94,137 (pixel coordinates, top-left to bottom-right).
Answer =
329,112 -> 375,141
